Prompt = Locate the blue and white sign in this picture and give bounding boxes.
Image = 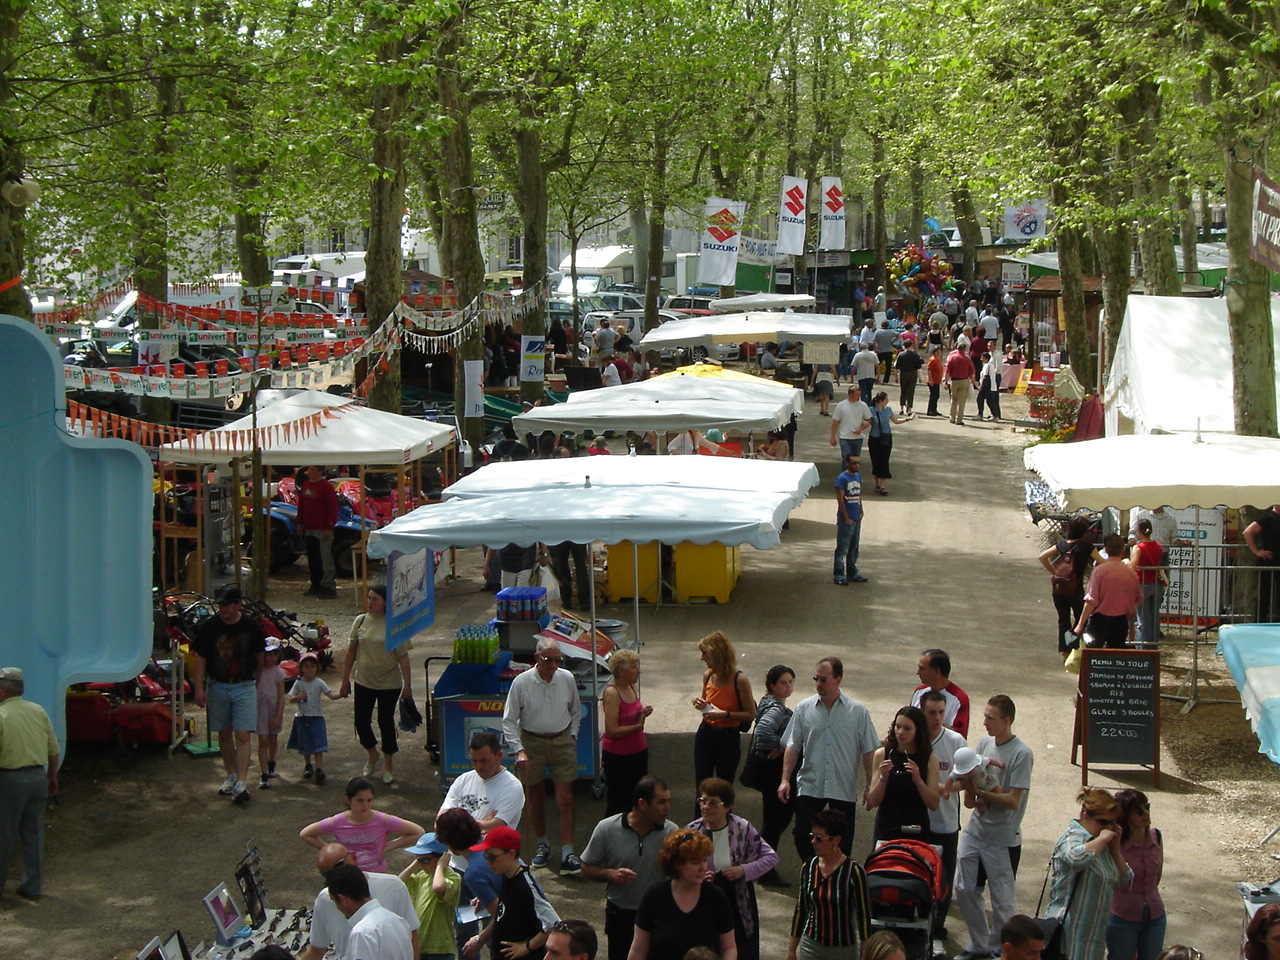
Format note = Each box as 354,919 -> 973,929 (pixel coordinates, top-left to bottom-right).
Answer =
386,547 -> 435,651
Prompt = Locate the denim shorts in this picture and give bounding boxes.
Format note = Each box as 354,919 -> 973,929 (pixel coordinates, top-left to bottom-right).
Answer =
207,680 -> 258,732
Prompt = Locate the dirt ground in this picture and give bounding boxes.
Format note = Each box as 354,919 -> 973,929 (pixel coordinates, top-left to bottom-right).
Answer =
1,384 -> 1271,959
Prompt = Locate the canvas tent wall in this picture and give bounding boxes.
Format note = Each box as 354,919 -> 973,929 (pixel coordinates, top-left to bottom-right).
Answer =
1103,295 -> 1280,436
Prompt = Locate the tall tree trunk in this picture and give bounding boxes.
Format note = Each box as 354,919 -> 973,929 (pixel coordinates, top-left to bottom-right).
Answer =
1177,181 -> 1198,276
0,1 -> 29,320
870,133 -> 888,296
644,130 -> 670,332
1225,142 -> 1277,437
951,181 -> 981,288
437,13 -> 486,453
1092,217 -> 1131,373
1051,181 -> 1093,387
366,76 -> 406,415
909,158 -> 924,243
628,199 -> 648,296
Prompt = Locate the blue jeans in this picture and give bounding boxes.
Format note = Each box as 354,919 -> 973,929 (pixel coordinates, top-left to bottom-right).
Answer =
833,519 -> 861,579
838,438 -> 864,461
859,377 -> 876,404
1106,908 -> 1166,960
1136,581 -> 1164,647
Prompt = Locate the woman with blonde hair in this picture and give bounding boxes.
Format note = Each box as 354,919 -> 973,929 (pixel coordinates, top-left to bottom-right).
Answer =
691,632 -> 755,814
628,830 -> 737,960
1043,787 -> 1132,960
859,930 -> 905,960
601,648 -> 652,815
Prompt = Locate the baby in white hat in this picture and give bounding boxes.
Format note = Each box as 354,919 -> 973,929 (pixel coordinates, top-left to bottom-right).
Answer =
945,746 -> 1006,797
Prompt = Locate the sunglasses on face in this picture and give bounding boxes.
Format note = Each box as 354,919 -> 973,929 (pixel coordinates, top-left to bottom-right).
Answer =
540,655 -> 563,664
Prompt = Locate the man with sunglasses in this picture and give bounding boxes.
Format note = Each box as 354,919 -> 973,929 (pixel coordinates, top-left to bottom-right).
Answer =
778,656 -> 878,860
303,842 -> 420,960
504,638 -> 583,876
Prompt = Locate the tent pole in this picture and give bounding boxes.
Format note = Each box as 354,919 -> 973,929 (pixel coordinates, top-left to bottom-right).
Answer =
633,542 -> 641,649
590,548 -> 603,795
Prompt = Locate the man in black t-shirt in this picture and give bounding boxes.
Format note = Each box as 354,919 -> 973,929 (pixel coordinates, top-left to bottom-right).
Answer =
1245,505 -> 1280,621
894,344 -> 924,415
192,584 -> 266,804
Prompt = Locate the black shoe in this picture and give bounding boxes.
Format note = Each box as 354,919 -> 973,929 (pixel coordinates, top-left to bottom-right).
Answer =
303,587 -> 321,597
317,587 -> 338,599
759,870 -> 790,888
850,574 -> 869,583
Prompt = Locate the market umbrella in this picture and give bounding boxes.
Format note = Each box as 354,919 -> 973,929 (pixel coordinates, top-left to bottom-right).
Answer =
1024,431 -> 1280,709
638,313 -> 852,349
710,292 -> 816,312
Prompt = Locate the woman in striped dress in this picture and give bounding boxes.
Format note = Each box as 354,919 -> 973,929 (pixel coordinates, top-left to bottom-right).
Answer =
786,808 -> 870,960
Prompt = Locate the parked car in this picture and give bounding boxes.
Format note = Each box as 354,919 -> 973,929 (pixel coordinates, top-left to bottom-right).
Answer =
596,290 -> 645,312
664,293 -> 719,311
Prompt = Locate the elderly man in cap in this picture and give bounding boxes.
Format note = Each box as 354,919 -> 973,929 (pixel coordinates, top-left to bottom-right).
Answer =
0,667 -> 59,899
192,583 -> 267,804
303,842 -> 420,960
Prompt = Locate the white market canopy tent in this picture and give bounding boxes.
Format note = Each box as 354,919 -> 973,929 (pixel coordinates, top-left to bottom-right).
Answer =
366,456 -> 819,556
638,312 -> 852,350
443,455 -> 819,504
710,293 -> 816,313
158,390 -> 456,465
512,373 -> 803,434
1023,432 -> 1280,512
1104,295 -> 1280,436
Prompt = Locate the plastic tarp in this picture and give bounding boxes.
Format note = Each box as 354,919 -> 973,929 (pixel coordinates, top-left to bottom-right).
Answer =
442,455 -> 819,504
366,457 -> 817,556
1217,625 -> 1280,768
1103,295 -> 1280,435
1023,432 -> 1280,511
710,293 -> 816,313
512,375 -> 802,433
158,389 -> 456,465
638,312 -> 852,349
652,364 -> 805,414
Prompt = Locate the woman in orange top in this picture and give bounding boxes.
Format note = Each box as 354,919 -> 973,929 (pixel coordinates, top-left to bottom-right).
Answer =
691,631 -> 756,818
925,346 -> 944,417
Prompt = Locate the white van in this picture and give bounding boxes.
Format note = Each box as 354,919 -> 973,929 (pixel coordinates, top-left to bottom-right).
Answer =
557,245 -> 676,296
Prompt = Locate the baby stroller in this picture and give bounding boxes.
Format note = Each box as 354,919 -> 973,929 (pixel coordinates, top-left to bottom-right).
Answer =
864,837 -> 947,960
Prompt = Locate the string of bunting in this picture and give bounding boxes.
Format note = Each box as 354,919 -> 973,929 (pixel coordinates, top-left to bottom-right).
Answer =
176,401 -> 358,457
66,400 -> 197,448
36,279 -> 135,325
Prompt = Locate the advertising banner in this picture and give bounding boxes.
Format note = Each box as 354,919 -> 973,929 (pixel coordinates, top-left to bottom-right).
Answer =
386,547 -> 435,651
1004,200 -> 1050,240
463,359 -> 485,418
777,176 -> 808,255
1251,166 -> 1280,273
819,177 -> 846,250
697,197 -> 746,286
520,335 -> 545,382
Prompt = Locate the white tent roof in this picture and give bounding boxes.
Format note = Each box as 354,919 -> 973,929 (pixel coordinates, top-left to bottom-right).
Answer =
158,390 -> 456,465
367,457 -> 818,555
1103,295 -> 1280,435
513,375 -> 802,433
710,293 -> 816,313
1024,432 -> 1280,511
639,313 -> 852,349
443,456 -> 819,504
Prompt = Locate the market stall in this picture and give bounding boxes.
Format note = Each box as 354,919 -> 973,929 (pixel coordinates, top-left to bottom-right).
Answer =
637,311 -> 852,351
1025,430 -> 1280,710
366,456 -> 819,784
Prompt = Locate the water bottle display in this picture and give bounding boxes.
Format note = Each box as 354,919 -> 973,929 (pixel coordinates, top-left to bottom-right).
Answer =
453,624 -> 499,663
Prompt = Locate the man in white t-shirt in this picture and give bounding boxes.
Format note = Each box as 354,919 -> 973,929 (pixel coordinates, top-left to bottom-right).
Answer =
303,844 -> 420,960
955,695 -> 1034,960
440,730 -> 525,831
920,690 -> 966,940
829,385 -> 872,461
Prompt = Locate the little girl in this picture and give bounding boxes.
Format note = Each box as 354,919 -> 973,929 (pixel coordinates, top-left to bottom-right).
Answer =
286,653 -> 341,785
256,639 -> 287,789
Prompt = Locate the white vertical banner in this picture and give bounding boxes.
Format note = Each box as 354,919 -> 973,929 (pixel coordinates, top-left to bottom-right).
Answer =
519,335 -> 545,382
463,359 -> 485,418
776,176 -> 808,255
1004,199 -> 1050,240
697,197 -> 746,286
819,176 -> 846,250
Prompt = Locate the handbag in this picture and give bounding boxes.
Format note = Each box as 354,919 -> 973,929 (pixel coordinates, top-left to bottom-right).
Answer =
739,748 -> 767,790
1034,853 -> 1077,960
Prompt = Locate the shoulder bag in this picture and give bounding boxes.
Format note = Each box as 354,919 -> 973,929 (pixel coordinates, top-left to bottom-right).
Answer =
1034,853 -> 1078,960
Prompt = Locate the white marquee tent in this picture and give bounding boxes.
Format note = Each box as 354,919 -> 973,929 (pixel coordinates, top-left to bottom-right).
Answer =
638,312 -> 851,351
1103,295 -> 1280,436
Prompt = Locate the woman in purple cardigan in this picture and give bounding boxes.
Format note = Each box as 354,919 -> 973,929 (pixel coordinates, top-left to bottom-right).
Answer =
688,777 -> 779,960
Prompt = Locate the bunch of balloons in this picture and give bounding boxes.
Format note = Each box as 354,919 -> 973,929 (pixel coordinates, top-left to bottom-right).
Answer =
886,245 -> 954,301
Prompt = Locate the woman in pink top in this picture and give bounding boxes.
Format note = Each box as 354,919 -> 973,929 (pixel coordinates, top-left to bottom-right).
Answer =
299,776 -> 424,873
601,648 -> 652,815
1107,788 -> 1165,960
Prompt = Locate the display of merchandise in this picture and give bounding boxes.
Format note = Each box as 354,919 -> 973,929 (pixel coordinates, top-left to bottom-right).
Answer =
496,587 -> 548,622
452,624 -> 500,663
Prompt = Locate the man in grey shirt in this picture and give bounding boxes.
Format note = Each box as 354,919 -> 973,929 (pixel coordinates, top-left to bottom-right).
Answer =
594,319 -> 617,360
778,656 -> 878,859
955,695 -> 1034,960
580,777 -> 677,960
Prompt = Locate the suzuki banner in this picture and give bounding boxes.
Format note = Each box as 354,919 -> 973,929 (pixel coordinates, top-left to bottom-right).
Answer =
1004,199 -> 1050,240
697,197 -> 747,286
819,177 -> 846,251
776,176 -> 808,255
1251,166 -> 1280,273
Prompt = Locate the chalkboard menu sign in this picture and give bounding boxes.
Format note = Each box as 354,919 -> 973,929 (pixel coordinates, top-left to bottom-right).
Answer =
1077,649 -> 1161,786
